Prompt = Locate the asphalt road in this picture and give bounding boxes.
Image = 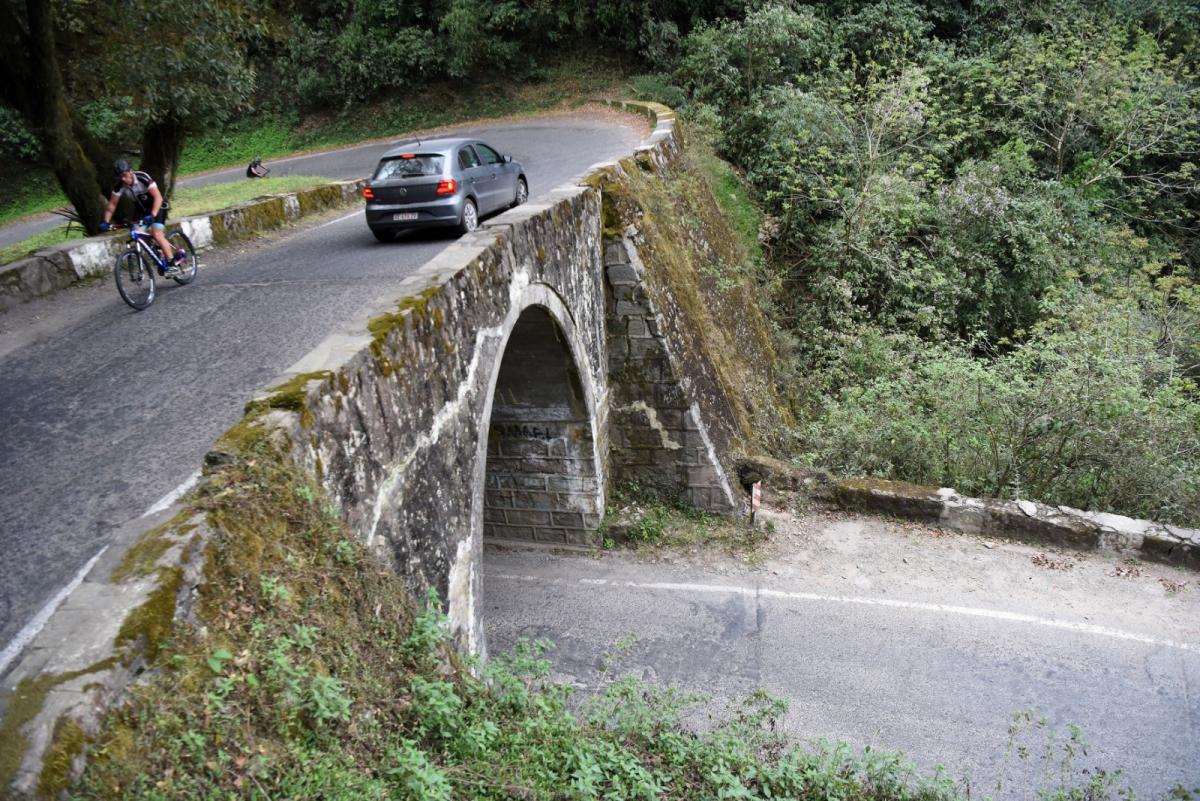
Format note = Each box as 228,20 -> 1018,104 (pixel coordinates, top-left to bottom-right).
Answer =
0,114 -> 629,248
0,116 -> 643,657
484,522 -> 1200,799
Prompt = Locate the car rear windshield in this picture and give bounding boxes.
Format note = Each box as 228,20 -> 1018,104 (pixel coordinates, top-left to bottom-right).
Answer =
374,154 -> 444,180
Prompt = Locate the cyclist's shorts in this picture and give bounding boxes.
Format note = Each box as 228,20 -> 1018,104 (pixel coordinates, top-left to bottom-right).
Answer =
136,208 -> 168,229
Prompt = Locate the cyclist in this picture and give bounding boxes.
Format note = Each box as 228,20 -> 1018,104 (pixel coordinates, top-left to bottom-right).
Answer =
99,159 -> 185,270
246,157 -> 269,178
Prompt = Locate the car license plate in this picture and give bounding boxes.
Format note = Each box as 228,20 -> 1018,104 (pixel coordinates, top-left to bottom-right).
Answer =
393,212 -> 418,221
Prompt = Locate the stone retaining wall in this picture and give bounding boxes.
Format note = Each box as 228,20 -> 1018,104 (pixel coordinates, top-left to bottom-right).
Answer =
605,236 -> 737,510
834,477 -> 1200,569
0,180 -> 364,312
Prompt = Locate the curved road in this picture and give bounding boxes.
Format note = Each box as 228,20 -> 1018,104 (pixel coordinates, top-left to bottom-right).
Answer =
3,113 -> 1196,798
485,520 -> 1200,798
1,123 -> 585,249
0,116 -> 644,655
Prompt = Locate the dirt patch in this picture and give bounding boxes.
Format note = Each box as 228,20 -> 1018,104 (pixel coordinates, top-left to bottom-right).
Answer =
618,502 -> 1200,646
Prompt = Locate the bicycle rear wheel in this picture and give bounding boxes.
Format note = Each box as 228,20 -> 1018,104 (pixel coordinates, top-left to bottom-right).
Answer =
114,250 -> 156,310
167,231 -> 198,285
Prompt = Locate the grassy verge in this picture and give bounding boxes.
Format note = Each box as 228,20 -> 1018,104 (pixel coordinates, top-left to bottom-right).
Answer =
0,57 -> 632,228
0,175 -> 336,265
1,178 -> 67,225
168,175 -> 335,217
603,482 -> 772,563
693,136 -> 763,264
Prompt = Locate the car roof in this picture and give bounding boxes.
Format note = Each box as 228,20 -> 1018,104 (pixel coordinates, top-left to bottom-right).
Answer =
379,137 -> 480,159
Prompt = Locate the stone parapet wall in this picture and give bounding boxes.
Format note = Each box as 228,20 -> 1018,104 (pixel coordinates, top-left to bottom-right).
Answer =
0,179 -> 364,312
834,477 -> 1200,569
275,187 -> 611,645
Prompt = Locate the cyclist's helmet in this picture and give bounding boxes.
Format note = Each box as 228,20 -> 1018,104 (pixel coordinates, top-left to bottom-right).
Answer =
113,158 -> 131,176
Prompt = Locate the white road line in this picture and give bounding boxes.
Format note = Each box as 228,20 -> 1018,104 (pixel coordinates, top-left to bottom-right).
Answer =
312,210 -> 363,231
0,546 -> 110,677
142,470 -> 201,518
494,574 -> 1200,654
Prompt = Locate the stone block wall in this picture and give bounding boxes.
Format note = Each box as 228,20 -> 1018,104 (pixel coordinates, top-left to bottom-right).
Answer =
834,477 -> 1200,566
605,236 -> 737,511
484,420 -> 603,545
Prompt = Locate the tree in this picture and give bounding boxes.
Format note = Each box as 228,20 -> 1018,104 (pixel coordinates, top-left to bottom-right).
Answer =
0,0 -> 110,232
110,0 -> 257,198
0,0 -> 254,231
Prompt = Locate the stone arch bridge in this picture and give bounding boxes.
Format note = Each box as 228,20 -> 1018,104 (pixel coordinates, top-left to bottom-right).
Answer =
240,103 -> 748,653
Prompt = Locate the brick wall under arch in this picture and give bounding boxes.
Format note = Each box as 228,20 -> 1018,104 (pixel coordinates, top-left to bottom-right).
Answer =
483,305 -> 603,545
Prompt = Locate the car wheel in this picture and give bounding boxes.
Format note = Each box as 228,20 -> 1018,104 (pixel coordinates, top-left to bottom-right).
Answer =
458,199 -> 479,234
371,228 -> 395,243
513,177 -> 528,207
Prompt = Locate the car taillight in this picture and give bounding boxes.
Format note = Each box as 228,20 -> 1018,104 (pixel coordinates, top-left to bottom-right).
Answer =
363,186 -> 376,200
435,179 -> 457,196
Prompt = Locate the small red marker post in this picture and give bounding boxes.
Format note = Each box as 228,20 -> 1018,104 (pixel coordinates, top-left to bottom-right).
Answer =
749,481 -> 762,526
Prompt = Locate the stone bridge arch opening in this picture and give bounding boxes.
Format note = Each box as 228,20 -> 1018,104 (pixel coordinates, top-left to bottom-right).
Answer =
482,304 -> 603,546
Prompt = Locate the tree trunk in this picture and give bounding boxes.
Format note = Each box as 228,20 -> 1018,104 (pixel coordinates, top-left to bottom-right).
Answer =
140,116 -> 186,200
21,0 -> 106,232
71,116 -> 118,198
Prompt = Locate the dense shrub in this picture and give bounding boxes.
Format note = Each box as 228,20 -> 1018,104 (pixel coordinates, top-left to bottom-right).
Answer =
804,294 -> 1200,523
671,0 -> 1200,522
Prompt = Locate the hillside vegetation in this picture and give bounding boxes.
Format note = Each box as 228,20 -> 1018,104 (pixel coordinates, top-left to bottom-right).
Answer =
639,0 -> 1200,523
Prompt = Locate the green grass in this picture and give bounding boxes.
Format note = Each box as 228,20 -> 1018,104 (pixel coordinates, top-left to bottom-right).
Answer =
0,226 -> 84,265
169,175 -> 335,217
1,178 -> 68,225
696,144 -> 763,263
0,175 -> 338,265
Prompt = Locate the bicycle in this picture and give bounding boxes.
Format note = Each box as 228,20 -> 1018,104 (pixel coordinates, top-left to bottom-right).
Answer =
111,222 -> 198,310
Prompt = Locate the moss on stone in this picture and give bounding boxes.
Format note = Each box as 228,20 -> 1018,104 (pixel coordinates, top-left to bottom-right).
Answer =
211,406 -> 270,456
296,184 -> 344,216
0,659 -> 117,794
109,511 -> 194,584
38,717 -> 88,798
602,135 -> 794,462
235,371 -> 332,432
264,371 -> 333,414
114,566 -> 183,663
366,286 -> 443,374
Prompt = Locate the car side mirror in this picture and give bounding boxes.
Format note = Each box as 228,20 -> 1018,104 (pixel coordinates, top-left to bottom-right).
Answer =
503,155 -> 512,163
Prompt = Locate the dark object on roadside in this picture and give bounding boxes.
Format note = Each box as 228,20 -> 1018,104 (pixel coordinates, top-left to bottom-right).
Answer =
246,157 -> 269,178
362,137 -> 527,242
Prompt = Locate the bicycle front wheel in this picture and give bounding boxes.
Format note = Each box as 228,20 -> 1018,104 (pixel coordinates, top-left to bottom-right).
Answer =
114,250 -> 156,310
167,231 -> 197,285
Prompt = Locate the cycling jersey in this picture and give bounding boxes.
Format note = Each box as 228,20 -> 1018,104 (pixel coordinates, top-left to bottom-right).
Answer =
110,170 -> 169,215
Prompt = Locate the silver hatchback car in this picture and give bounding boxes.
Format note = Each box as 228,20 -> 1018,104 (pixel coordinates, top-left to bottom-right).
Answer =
363,137 -> 528,241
